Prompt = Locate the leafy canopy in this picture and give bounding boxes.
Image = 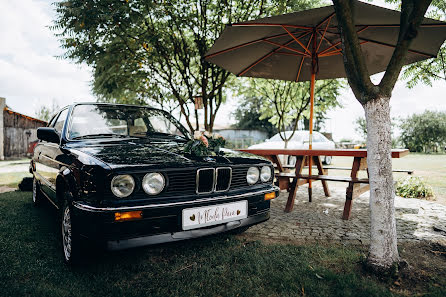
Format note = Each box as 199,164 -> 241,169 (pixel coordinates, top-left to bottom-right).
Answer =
385,0 -> 446,88
52,0 -> 324,132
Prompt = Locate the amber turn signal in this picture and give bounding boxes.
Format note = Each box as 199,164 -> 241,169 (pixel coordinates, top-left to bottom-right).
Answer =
264,192 -> 276,200
114,211 -> 143,222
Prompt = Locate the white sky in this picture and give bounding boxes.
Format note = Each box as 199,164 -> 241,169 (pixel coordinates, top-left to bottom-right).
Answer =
1,0 -> 445,141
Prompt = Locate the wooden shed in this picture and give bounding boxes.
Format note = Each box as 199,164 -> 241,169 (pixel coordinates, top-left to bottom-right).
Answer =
0,97 -> 47,160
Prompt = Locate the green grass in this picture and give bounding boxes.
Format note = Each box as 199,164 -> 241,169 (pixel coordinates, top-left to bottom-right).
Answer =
0,191 -> 445,297
328,154 -> 446,200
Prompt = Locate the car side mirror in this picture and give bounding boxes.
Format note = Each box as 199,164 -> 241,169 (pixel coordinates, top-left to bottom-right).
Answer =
37,127 -> 60,144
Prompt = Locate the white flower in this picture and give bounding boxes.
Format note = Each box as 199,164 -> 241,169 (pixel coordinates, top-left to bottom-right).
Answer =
193,131 -> 202,140
204,131 -> 212,137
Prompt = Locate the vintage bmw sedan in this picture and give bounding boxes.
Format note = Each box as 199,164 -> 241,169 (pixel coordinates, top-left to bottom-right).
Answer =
31,103 -> 278,264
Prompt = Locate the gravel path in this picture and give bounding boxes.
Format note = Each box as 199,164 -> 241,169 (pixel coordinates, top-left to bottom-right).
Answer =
247,186 -> 446,244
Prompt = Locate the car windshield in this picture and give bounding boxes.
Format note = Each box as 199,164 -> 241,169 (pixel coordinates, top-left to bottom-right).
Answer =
68,104 -> 188,140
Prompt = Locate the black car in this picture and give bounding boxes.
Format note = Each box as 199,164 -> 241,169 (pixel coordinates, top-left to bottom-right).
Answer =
31,103 -> 278,264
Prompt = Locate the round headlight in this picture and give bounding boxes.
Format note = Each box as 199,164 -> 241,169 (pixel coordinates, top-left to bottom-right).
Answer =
111,175 -> 135,198
260,166 -> 272,182
246,167 -> 260,185
142,173 -> 165,195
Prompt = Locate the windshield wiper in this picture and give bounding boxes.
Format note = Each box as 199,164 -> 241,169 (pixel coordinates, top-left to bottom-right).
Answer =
72,133 -> 129,140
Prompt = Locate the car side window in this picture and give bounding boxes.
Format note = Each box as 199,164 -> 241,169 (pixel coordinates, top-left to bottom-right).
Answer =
53,109 -> 69,134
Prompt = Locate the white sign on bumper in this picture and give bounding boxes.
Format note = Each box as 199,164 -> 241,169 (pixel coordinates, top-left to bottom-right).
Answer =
182,200 -> 248,231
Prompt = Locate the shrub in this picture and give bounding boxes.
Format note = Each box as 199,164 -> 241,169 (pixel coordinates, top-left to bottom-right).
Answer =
395,176 -> 434,199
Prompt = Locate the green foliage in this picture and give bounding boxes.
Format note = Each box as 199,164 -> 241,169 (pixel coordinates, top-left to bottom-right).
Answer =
52,0 -> 324,132
399,110 -> 446,152
354,117 -> 367,140
232,96 -> 278,137
385,0 -> 446,88
34,100 -> 60,122
395,176 -> 434,199
238,78 -> 344,143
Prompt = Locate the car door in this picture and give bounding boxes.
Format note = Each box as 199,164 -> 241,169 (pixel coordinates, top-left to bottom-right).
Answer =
36,108 -> 69,206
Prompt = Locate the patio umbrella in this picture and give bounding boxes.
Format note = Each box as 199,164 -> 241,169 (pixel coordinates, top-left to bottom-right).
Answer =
204,0 -> 446,200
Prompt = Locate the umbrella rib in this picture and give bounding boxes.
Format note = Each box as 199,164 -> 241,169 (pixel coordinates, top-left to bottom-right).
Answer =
237,52 -> 274,77
316,12 -> 335,28
281,25 -> 312,54
317,15 -> 333,52
232,22 -> 312,30
358,37 -> 436,58
319,41 -> 368,57
324,23 -> 446,30
295,33 -> 314,82
318,26 -> 369,55
263,40 -> 311,57
237,37 -> 305,77
205,30 -> 311,59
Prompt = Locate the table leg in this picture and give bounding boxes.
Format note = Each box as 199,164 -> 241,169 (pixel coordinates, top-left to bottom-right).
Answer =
343,157 -> 368,220
285,155 -> 305,213
313,156 -> 331,197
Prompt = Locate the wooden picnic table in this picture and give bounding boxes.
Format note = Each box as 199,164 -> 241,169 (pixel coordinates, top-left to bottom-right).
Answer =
240,148 -> 410,220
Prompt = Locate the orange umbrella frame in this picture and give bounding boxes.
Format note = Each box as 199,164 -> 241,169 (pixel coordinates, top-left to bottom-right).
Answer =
206,14 -> 446,200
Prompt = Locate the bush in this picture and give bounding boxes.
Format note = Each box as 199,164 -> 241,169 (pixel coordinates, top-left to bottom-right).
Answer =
400,110 -> 446,152
395,176 -> 434,199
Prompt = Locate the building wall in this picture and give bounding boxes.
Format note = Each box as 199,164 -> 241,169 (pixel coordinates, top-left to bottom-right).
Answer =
2,101 -> 46,159
0,97 -> 5,160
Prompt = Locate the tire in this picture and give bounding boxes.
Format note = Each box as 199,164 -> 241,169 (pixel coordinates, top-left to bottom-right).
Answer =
32,177 -> 43,206
323,156 -> 332,165
61,199 -> 83,265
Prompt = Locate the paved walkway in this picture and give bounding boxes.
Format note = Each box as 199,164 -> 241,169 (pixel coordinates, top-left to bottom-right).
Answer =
247,186 -> 446,244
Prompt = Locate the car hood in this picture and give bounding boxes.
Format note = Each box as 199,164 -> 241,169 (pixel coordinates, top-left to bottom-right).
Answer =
67,139 -> 269,169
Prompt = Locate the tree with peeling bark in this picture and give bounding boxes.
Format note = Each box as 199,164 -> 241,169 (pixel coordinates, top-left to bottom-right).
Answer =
332,0 -> 433,273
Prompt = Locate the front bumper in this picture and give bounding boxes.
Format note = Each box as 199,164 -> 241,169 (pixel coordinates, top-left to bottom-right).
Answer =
72,186 -> 279,250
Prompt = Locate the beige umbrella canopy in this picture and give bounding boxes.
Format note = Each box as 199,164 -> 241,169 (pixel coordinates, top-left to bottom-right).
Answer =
205,0 -> 446,199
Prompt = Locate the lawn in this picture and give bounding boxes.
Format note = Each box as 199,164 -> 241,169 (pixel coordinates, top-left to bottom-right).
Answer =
322,153 -> 446,205
0,191 -> 445,297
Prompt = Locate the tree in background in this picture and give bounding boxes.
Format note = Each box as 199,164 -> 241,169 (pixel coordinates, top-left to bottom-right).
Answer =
232,96 -> 277,137
400,110 -> 446,152
53,0 -> 322,132
239,78 -> 343,147
35,100 -> 60,122
333,0 -> 433,273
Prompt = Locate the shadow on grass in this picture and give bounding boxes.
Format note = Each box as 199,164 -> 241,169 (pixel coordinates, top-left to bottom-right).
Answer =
0,191 -> 444,297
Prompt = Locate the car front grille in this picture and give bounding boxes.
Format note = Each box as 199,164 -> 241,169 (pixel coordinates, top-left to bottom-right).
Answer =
196,167 -> 232,194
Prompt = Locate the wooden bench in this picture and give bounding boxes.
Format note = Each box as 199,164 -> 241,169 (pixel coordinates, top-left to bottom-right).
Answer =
240,148 -> 410,220
278,165 -> 414,175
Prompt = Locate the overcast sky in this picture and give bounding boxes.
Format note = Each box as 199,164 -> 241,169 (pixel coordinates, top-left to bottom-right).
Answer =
1,0 -> 445,141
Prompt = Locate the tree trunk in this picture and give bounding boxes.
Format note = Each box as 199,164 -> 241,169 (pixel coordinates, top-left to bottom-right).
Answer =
363,96 -> 399,272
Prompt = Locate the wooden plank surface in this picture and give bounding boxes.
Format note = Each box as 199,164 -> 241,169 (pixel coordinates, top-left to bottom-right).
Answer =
240,148 -> 409,158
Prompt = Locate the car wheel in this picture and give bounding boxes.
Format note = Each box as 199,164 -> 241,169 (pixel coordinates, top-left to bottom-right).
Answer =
61,199 -> 82,265
288,156 -> 297,166
323,156 -> 332,165
32,177 -> 43,206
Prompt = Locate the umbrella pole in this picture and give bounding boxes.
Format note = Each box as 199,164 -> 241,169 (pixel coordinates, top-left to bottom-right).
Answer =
308,71 -> 315,202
